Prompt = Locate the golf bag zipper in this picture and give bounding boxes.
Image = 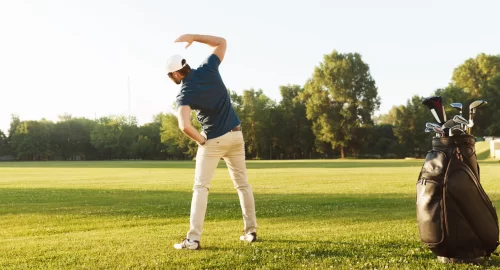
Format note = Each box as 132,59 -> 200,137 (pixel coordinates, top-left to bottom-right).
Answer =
442,156 -> 453,237
418,178 -> 438,186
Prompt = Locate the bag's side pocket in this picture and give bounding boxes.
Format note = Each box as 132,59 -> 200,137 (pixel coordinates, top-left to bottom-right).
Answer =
416,150 -> 448,247
417,179 -> 444,246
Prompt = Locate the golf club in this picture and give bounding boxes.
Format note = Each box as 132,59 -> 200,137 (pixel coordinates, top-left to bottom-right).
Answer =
425,122 -> 446,137
441,119 -> 457,129
425,122 -> 441,129
452,115 -> 469,130
422,96 -> 446,125
424,127 -> 440,137
425,123 -> 445,137
467,100 -> 487,134
433,127 -> 446,137
425,123 -> 444,137
450,103 -> 463,116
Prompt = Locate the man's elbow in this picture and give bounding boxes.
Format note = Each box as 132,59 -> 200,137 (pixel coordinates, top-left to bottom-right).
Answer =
178,123 -> 191,133
218,37 -> 226,46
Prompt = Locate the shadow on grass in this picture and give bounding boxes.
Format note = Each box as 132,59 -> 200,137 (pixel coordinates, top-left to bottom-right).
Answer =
202,239 -> 441,265
484,257 -> 500,267
0,188 -> 419,222
205,239 -> 500,268
0,160 -> 427,169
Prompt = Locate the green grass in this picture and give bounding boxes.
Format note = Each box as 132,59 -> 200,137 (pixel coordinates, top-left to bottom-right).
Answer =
476,141 -> 492,160
1,159 -> 500,269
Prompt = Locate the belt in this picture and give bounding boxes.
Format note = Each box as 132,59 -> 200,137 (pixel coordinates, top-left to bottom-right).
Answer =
231,125 -> 242,132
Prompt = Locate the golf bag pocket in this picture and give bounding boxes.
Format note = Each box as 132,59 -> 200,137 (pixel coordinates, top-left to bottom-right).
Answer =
416,179 -> 443,246
416,150 -> 448,247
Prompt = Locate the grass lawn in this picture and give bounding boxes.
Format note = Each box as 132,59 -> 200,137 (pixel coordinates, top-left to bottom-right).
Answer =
1,159 -> 500,269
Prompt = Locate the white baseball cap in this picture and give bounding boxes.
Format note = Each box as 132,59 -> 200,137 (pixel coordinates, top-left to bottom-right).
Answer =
166,54 -> 186,73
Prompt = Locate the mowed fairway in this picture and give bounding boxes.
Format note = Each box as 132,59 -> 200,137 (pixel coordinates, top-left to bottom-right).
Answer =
1,160 -> 500,269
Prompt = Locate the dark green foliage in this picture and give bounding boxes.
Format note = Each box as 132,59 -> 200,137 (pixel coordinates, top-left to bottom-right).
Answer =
3,53 -> 500,160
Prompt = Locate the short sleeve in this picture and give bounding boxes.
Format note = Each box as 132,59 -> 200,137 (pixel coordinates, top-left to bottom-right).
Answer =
176,94 -> 190,107
176,89 -> 200,109
199,54 -> 221,72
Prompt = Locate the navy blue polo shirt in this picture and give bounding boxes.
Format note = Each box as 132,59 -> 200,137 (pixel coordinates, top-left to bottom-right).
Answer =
175,54 -> 241,140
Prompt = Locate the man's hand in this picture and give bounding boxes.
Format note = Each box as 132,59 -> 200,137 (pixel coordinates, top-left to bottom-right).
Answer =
177,105 -> 206,145
174,34 -> 195,49
174,34 -> 227,62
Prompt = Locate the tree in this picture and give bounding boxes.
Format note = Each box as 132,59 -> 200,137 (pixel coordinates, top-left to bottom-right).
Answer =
90,116 -> 138,160
74,118 -> 99,160
7,115 -> 21,158
132,114 -> 166,160
301,50 -> 380,158
239,89 -> 275,159
277,85 -> 316,159
10,120 -> 53,160
481,75 -> 500,135
375,106 -> 399,126
372,106 -> 406,158
371,124 -> 400,158
452,53 -> 500,97
393,95 -> 431,157
8,114 -> 20,138
0,130 -> 9,156
50,116 -> 98,160
160,112 -> 200,159
446,54 -> 500,136
228,89 -> 243,117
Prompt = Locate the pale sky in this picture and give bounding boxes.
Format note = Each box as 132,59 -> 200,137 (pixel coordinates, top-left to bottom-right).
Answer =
1,0 -> 499,134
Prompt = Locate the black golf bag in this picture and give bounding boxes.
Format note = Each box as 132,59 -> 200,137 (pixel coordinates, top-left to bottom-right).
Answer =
416,134 -> 499,259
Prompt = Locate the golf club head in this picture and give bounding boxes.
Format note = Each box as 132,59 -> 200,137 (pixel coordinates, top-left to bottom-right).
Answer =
422,96 -> 446,125
442,119 -> 456,129
450,103 -> 463,116
469,100 -> 488,114
468,100 -> 487,135
430,126 -> 445,135
426,122 -> 441,129
453,115 -> 469,126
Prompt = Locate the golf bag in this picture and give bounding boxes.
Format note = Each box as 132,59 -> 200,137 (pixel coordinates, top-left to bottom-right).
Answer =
416,134 -> 499,259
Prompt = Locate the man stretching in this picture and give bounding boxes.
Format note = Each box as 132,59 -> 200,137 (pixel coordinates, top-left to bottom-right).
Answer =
166,34 -> 258,250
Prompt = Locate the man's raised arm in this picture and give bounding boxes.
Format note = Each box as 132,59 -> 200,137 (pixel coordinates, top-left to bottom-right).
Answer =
174,34 -> 227,62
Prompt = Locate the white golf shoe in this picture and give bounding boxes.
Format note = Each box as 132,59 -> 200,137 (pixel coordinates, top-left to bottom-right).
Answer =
240,232 -> 257,243
173,238 -> 201,250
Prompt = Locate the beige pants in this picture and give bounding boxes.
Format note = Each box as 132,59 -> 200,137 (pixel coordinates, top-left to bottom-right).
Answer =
187,130 -> 257,241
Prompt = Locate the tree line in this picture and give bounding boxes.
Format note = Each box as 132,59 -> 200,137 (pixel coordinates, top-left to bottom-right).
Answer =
377,53 -> 500,157
1,52 -> 499,161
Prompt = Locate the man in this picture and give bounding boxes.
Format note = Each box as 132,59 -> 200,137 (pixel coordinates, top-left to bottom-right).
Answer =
166,34 -> 258,250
